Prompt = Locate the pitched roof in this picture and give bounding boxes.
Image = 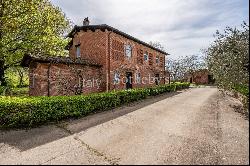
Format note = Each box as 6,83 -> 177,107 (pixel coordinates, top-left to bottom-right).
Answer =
66,24 -> 169,55
21,54 -> 102,67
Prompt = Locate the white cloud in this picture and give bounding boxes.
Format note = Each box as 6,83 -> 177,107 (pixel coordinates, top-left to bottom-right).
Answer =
51,0 -> 249,59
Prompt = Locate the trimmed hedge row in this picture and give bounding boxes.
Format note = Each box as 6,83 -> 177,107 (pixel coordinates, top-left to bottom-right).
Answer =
0,82 -> 190,128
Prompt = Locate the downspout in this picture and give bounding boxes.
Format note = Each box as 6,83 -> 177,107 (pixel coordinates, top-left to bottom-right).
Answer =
106,30 -> 113,92
169,72 -> 171,84
47,63 -> 51,97
163,55 -> 167,85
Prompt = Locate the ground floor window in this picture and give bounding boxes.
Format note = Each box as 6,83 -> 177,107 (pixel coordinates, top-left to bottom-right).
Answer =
136,72 -> 141,84
114,72 -> 120,84
155,74 -> 160,85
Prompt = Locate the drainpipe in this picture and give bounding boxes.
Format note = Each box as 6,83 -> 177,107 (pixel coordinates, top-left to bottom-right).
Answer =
106,30 -> 113,92
169,73 -> 171,84
47,63 -> 52,97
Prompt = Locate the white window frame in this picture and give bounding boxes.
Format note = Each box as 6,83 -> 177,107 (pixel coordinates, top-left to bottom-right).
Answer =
144,51 -> 149,61
136,72 -> 141,84
156,56 -> 159,64
125,44 -> 132,59
114,72 -> 120,84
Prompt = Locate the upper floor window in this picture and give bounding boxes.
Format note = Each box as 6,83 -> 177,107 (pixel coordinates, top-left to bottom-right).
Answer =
125,44 -> 132,58
76,44 -> 81,58
156,56 -> 159,64
144,51 -> 149,61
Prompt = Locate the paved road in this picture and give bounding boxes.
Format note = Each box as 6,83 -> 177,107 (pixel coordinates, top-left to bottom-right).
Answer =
0,87 -> 249,165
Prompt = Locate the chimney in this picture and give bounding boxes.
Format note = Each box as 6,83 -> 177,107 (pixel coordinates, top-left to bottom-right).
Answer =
83,17 -> 90,26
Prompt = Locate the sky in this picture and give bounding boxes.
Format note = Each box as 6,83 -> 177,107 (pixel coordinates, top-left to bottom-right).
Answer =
51,0 -> 249,59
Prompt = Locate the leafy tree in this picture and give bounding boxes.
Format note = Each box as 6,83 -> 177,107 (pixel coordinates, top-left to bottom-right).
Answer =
0,0 -> 71,86
5,67 -> 28,87
166,55 -> 207,82
149,41 -> 207,82
166,58 -> 183,81
205,22 -> 249,91
181,55 -> 207,79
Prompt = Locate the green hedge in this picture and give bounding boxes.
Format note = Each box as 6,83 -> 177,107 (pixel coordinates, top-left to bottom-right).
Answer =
0,82 -> 190,128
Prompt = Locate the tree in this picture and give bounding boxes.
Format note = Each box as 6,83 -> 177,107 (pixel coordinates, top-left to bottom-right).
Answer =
181,54 -> 207,79
0,0 -> 71,86
166,58 -> 183,81
166,55 -> 207,82
149,41 -> 165,51
13,67 -> 28,87
205,22 -> 249,91
148,41 -> 207,82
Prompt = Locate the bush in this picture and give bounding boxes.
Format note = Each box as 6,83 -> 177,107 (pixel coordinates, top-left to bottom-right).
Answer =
0,86 -> 11,96
232,84 -> 249,97
0,82 -> 190,128
0,87 -> 29,97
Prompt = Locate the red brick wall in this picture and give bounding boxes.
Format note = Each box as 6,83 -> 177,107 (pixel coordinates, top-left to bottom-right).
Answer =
184,70 -> 210,84
69,29 -> 108,91
108,33 -> 166,90
69,30 -> 167,92
193,70 -> 209,84
29,62 -> 102,96
29,63 -> 48,96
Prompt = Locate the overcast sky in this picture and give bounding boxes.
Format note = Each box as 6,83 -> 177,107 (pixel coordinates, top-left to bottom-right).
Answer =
51,0 -> 249,59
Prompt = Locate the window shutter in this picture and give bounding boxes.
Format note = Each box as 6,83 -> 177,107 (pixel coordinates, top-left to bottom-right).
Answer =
160,57 -> 164,67
149,53 -> 153,65
112,40 -> 125,61
137,49 -> 143,64
140,50 -> 144,64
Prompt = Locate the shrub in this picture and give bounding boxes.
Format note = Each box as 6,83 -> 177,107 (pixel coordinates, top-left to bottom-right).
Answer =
0,86 -> 29,96
0,82 -> 190,128
0,86 -> 7,95
232,84 -> 249,97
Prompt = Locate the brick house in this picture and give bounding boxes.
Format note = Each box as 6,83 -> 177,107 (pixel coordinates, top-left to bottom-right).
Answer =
22,19 -> 169,96
184,69 -> 215,85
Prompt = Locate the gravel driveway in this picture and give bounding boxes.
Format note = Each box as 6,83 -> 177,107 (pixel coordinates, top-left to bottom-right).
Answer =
0,87 -> 249,165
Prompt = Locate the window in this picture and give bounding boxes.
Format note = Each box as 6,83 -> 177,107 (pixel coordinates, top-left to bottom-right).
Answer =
114,72 -> 120,84
125,44 -> 132,58
136,73 -> 141,84
155,74 -> 160,85
156,56 -> 159,64
144,51 -> 149,61
76,45 -> 81,58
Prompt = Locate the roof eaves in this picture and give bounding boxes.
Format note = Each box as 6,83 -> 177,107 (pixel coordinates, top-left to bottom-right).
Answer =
21,54 -> 102,67
66,24 -> 170,55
